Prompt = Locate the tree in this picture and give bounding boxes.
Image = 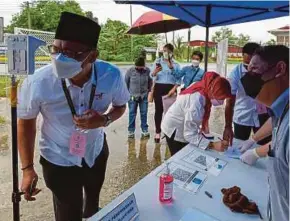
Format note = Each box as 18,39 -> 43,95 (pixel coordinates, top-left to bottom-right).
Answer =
172,35 -> 186,60
236,33 -> 250,47
5,0 -> 84,33
266,39 -> 276,45
212,27 -> 250,46
98,19 -> 157,61
212,27 -> 238,45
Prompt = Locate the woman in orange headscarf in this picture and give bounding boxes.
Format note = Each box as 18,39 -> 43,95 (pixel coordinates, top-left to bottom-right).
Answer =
161,72 -> 232,156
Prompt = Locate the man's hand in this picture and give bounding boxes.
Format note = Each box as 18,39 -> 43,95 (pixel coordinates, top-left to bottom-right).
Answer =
223,127 -> 234,146
21,168 -> 41,201
151,66 -> 162,77
166,89 -> 176,97
73,109 -> 106,129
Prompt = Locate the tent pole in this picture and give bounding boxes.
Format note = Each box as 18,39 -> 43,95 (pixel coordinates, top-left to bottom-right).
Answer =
187,28 -> 191,62
165,32 -> 168,43
204,5 -> 212,72
11,75 -> 20,221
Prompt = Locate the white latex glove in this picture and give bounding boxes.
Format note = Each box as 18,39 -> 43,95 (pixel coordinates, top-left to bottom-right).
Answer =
240,148 -> 260,165
239,137 -> 256,153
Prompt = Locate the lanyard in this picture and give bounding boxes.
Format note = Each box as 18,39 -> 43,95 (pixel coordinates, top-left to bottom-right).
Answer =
188,67 -> 200,85
61,71 -> 97,116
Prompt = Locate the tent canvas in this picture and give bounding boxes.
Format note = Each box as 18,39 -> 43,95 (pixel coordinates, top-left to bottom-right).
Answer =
115,1 -> 289,70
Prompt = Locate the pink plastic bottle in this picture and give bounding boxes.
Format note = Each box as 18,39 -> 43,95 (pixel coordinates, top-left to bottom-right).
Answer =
159,163 -> 174,203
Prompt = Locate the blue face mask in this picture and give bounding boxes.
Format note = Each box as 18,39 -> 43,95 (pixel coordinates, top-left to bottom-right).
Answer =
51,53 -> 83,79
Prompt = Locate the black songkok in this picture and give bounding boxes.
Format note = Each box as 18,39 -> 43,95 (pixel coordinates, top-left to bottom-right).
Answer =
55,12 -> 101,48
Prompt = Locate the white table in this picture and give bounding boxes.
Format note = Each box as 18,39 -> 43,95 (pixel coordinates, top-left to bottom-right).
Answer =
89,140 -> 268,221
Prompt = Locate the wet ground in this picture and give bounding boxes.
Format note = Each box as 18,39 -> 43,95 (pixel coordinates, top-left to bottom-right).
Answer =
0,64 -> 231,221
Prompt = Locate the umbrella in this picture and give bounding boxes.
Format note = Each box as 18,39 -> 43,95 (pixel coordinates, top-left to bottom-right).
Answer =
127,10 -> 192,36
116,1 -> 289,71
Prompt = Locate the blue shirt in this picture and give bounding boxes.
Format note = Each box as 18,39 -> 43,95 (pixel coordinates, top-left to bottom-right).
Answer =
18,60 -> 130,167
173,65 -> 204,88
228,63 -> 260,127
267,88 -> 289,221
150,58 -> 181,85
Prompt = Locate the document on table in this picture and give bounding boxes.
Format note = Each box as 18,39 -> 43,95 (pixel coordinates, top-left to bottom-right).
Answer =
181,149 -> 227,176
156,162 -> 207,193
179,208 -> 221,221
224,146 -> 242,159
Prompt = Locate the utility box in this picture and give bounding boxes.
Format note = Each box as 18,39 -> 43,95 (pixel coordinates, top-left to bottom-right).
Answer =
7,35 -> 46,75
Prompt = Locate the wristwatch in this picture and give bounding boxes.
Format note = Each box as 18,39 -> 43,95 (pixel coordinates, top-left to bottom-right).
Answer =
103,114 -> 113,127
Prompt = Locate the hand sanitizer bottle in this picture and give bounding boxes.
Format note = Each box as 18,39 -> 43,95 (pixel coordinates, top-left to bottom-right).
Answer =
159,163 -> 174,203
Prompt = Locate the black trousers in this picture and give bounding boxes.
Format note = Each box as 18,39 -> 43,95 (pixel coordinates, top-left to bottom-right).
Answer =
40,136 -> 109,221
234,113 -> 272,145
153,83 -> 175,133
165,131 -> 188,156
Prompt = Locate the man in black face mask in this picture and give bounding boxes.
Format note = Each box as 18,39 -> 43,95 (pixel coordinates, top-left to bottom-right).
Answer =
241,45 -> 289,221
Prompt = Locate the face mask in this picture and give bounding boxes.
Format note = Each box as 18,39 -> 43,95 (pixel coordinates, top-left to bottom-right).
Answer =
241,70 -> 277,99
163,52 -> 169,60
51,53 -> 84,79
211,99 -> 224,106
192,60 -> 200,67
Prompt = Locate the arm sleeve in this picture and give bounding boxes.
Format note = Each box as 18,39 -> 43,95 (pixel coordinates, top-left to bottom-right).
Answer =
173,66 -> 186,81
183,105 -> 211,148
17,77 -> 41,119
147,68 -> 153,91
125,69 -> 130,90
150,60 -> 157,79
112,69 -> 130,107
172,63 -> 182,85
227,65 -> 240,95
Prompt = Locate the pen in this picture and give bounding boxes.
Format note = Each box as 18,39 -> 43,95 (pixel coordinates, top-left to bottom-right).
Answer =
205,191 -> 213,198
218,137 -> 223,141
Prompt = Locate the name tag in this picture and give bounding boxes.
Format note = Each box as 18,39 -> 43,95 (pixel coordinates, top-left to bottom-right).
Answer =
99,193 -> 139,221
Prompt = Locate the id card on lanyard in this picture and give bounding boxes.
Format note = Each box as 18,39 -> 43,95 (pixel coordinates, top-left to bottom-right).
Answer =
61,68 -> 97,157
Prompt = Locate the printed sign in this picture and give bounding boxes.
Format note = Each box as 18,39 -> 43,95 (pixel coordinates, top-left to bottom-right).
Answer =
100,193 -> 139,221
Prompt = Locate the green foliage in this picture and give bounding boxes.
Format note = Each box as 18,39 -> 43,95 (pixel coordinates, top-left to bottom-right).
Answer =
266,39 -> 276,45
98,19 -> 157,62
4,1 -> 158,62
5,0 -> 85,33
211,27 -> 251,47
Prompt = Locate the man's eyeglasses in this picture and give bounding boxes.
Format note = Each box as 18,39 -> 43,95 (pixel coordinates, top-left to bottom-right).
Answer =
48,45 -> 91,60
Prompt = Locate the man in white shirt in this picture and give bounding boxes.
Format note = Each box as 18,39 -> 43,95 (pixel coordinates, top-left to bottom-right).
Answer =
17,12 -> 129,220
224,43 -> 271,145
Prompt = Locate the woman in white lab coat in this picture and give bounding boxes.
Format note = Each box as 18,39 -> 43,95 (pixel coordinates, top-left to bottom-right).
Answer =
161,72 -> 232,156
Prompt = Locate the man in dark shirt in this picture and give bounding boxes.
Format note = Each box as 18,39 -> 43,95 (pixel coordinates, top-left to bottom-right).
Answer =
125,57 -> 152,138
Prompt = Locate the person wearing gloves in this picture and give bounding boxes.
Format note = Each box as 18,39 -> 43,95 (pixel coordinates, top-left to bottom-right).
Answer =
150,43 -> 181,143
173,50 -> 205,91
239,117 -> 272,165
240,45 -> 289,221
17,12 -> 130,220
161,72 -> 232,156
223,43 -> 271,146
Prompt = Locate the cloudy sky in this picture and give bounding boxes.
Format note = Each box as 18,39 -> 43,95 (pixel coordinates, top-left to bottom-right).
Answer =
0,0 -> 289,43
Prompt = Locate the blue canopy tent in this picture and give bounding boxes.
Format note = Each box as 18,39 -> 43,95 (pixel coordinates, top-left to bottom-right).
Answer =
115,1 -> 289,71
